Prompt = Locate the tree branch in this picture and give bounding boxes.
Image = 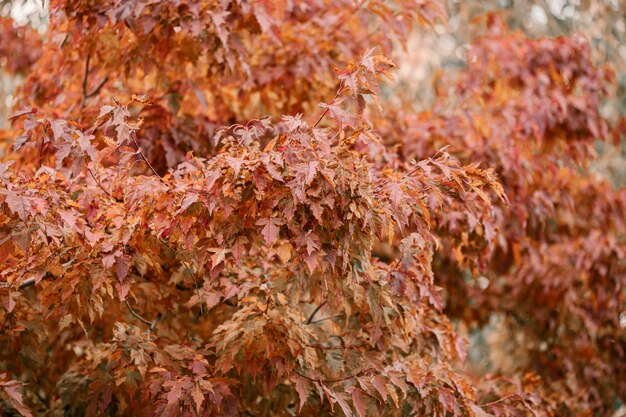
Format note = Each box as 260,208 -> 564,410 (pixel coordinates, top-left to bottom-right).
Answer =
305,343 -> 360,351
150,313 -> 163,330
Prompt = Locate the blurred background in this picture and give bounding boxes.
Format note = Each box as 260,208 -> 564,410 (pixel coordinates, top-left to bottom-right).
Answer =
394,0 -> 626,187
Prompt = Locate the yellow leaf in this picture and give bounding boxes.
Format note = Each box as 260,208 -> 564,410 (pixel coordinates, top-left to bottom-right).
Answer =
59,314 -> 73,330
276,242 -> 293,263
276,292 -> 288,306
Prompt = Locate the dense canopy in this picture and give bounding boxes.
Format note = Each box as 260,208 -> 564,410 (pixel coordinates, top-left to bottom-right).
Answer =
0,1 -> 624,416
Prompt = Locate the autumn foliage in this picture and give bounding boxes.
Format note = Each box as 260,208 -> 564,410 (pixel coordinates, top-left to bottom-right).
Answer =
0,1 -> 624,416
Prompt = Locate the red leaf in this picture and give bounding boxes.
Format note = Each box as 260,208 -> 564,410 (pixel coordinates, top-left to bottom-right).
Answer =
58,209 -> 79,231
115,256 -> 131,281
330,390 -> 352,417
0,375 -> 33,417
5,190 -> 27,220
192,383 -> 204,414
257,217 -> 282,245
7,107 -> 36,120
166,381 -> 183,406
352,387 -> 367,417
293,376 -> 311,411
177,193 -> 199,215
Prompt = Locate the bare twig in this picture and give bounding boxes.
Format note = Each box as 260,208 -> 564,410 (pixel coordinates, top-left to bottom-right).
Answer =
81,54 -> 91,104
81,54 -> 108,108
481,394 -> 521,408
150,313 -> 163,330
124,300 -> 154,326
38,137 -> 45,168
308,314 -> 344,325
86,76 -> 109,98
178,259 -> 204,316
293,367 -> 374,384
306,301 -> 327,324
305,343 -> 360,351
385,258 -> 402,281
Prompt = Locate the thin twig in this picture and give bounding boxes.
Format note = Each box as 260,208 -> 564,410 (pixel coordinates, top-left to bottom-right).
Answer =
385,258 -> 402,281
81,54 -> 108,107
86,76 -> 109,98
85,163 -> 118,200
264,294 -> 271,313
313,83 -> 345,128
124,300 -> 153,326
305,343 -> 360,351
179,260 -> 204,316
293,367 -> 374,384
150,313 -> 163,330
81,54 -> 91,105
130,133 -> 166,183
306,301 -> 327,324
481,394 -> 520,408
38,137 -> 45,168
308,314 -> 344,325
87,117 -> 109,135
